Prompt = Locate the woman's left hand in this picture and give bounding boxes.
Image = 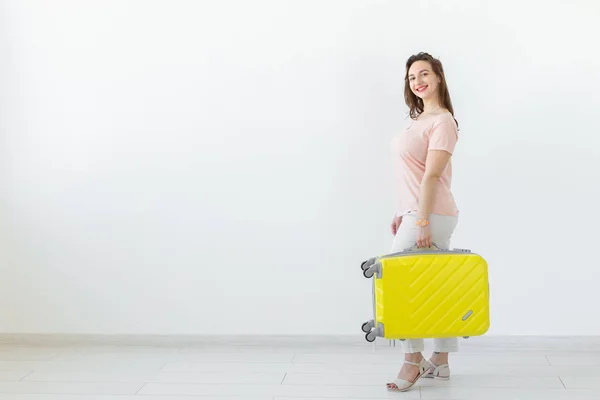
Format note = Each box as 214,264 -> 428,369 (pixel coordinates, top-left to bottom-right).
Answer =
416,225 -> 433,248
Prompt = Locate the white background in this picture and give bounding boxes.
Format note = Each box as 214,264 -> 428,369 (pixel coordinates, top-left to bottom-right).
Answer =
1,0 -> 599,336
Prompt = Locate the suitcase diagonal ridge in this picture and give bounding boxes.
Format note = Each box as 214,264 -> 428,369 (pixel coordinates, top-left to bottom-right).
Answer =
410,256 -> 472,311
426,283 -> 486,335
411,263 -> 483,333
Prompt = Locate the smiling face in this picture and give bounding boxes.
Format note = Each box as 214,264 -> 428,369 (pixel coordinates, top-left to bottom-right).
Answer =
407,60 -> 441,100
403,52 -> 455,122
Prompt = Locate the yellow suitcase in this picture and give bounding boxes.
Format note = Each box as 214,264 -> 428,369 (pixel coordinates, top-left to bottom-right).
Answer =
360,245 -> 490,342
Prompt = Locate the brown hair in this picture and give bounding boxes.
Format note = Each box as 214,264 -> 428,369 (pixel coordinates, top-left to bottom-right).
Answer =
404,52 -> 457,127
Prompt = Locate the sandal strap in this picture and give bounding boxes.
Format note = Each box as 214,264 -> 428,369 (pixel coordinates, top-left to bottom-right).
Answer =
426,359 -> 450,377
429,359 -> 449,369
388,359 -> 431,390
391,378 -> 411,386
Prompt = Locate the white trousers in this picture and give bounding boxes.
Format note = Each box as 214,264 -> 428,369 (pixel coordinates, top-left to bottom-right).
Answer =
390,211 -> 459,354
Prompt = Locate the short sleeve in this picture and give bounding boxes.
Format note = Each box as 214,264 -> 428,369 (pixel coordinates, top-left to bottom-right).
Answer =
428,120 -> 458,154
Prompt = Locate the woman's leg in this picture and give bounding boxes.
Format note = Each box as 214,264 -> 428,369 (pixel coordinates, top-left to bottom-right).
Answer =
433,337 -> 459,354
387,214 -> 427,388
425,338 -> 458,380
423,214 -> 459,378
387,212 -> 459,388
388,214 -> 423,359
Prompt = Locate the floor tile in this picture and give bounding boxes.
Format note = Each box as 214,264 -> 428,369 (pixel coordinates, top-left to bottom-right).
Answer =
162,361 -> 396,374
139,382 -> 421,398
283,373 -> 564,389
561,377 -> 600,389
291,353 -> 401,364
420,375 -> 564,389
0,348 -> 61,362
420,387 -> 600,399
0,370 -> 31,381
547,355 -> 600,366
53,351 -> 294,363
0,360 -> 166,373
0,396 -> 271,400
0,382 -> 143,395
24,370 -> 285,384
272,398 -> 414,400
282,372 -> 387,386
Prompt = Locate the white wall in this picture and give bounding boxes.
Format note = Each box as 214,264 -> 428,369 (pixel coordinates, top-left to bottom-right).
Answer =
1,0 -> 599,336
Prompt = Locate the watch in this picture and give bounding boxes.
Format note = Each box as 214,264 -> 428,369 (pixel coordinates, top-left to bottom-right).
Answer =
415,219 -> 430,227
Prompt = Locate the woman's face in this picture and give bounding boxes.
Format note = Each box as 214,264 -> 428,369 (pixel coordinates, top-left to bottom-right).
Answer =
407,60 -> 440,100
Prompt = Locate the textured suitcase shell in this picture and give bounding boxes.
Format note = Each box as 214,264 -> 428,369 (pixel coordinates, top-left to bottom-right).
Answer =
361,247 -> 490,341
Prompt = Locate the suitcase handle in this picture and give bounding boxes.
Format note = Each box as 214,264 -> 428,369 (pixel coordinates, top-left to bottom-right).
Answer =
405,242 -> 442,251
405,242 -> 472,253
361,244 -> 474,278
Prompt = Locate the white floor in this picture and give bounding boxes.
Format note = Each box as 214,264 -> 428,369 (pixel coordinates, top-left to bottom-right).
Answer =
0,335 -> 599,399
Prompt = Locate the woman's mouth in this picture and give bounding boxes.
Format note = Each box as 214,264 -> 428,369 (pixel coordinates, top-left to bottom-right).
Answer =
415,85 -> 428,93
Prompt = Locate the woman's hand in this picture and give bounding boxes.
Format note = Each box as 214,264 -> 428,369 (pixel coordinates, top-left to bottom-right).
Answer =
416,225 -> 433,248
391,215 -> 403,236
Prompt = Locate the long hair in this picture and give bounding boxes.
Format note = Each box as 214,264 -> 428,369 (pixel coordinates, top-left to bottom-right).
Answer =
404,52 -> 458,127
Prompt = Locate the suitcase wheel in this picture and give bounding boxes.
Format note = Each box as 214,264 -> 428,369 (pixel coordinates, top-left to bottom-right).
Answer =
360,257 -> 375,272
361,320 -> 374,333
362,261 -> 381,279
365,331 -> 377,342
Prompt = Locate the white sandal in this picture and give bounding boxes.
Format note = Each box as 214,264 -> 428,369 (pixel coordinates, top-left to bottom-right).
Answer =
424,359 -> 450,381
386,358 -> 431,392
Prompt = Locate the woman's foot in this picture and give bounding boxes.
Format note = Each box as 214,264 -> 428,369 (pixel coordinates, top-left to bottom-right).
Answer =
424,352 -> 451,380
386,353 -> 431,391
430,352 -> 449,365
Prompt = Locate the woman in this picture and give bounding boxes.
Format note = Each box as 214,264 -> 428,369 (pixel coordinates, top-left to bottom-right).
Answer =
386,52 -> 460,392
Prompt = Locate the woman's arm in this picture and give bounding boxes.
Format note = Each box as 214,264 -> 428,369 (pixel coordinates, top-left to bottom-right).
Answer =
416,150 -> 452,247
